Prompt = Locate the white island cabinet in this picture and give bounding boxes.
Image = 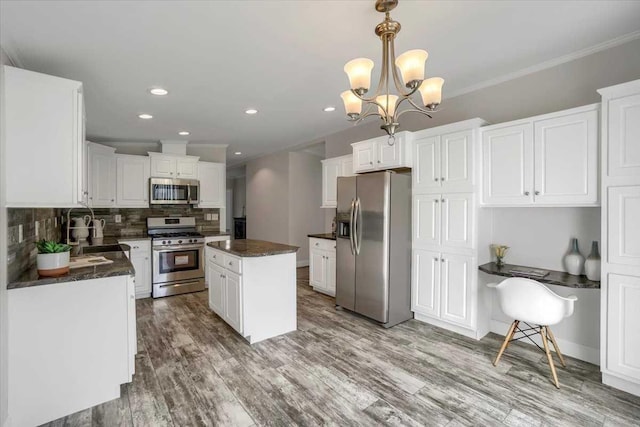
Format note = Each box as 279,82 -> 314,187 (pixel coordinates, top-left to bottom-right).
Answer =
205,239 -> 298,344
7,262 -> 136,427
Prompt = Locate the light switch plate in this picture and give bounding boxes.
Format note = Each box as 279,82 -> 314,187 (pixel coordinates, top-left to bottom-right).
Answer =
18,224 -> 23,243
35,221 -> 39,237
114,214 -> 122,223
212,213 -> 219,221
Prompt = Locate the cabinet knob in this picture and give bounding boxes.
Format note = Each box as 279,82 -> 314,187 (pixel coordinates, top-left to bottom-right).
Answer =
434,178 -> 439,182
89,197 -> 93,200
228,262 -> 232,266
213,255 -> 216,258
433,257 -> 438,261
524,191 -> 530,196
441,258 -> 444,262
377,160 -> 381,163
435,199 -> 439,203
369,161 -> 373,165
133,246 -> 139,249
535,191 -> 540,195
441,177 -> 445,181
441,198 -> 445,202
130,295 -> 134,300
111,199 -> 114,202
315,243 -> 319,246
170,172 -> 174,175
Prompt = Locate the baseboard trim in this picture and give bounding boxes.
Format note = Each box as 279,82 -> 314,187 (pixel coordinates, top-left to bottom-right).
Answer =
296,260 -> 309,268
413,313 -> 484,340
490,319 -> 600,365
602,373 -> 640,397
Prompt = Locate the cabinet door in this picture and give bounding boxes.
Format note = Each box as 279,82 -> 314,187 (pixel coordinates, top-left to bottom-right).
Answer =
377,139 -> 401,168
441,193 -> 474,250
534,110 -> 598,204
224,271 -> 243,334
150,157 -> 176,178
198,162 -> 225,207
441,130 -> 473,192
482,124 -> 534,205
608,186 -> 640,266
412,249 -> 440,317
322,159 -> 341,208
127,276 -> 137,377
440,253 -> 474,328
207,261 -> 225,317
413,194 -> 440,248
131,254 -> 151,298
325,252 -> 336,294
353,141 -> 376,172
413,136 -> 441,191
608,94 -> 640,177
5,67 -> 85,207
116,155 -> 150,207
89,148 -> 116,207
309,249 -> 327,289
176,159 -> 198,178
340,156 -> 355,176
606,274 -> 640,380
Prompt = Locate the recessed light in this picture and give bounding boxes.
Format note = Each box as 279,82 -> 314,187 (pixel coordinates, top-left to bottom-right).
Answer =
245,109 -> 258,115
178,131 -> 190,136
323,106 -> 336,112
138,113 -> 153,119
149,88 -> 168,96
234,152 -> 242,155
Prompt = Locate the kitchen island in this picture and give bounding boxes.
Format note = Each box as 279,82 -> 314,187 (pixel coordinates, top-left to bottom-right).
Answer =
206,239 -> 298,344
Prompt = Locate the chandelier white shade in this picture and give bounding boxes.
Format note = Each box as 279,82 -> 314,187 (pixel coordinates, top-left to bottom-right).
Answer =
340,0 -> 444,139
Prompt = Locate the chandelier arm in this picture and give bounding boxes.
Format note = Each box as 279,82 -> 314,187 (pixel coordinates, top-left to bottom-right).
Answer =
391,95 -> 413,122
408,97 -> 430,112
396,108 -> 432,120
388,36 -> 414,98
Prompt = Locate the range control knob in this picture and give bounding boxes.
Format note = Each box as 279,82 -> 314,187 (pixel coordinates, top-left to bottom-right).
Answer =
162,240 -> 167,245
178,240 -> 183,244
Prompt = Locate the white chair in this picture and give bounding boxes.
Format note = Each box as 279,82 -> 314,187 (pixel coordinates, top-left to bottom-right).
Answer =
487,277 -> 577,388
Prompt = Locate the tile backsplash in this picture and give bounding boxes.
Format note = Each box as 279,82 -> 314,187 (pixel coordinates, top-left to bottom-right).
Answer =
7,206 -> 221,283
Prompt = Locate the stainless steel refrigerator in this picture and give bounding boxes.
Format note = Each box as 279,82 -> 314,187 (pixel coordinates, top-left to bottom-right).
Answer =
336,171 -> 412,328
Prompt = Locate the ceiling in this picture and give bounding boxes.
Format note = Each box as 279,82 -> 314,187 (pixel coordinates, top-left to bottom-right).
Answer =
2,1 -> 640,166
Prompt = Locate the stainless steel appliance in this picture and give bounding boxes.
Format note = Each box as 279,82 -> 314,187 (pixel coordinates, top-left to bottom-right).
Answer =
149,178 -> 199,205
336,171 -> 412,328
147,217 -> 205,298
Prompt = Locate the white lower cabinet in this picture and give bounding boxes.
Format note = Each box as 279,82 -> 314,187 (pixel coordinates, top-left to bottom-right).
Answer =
207,250 -> 243,334
224,271 -> 243,333
606,274 -> 640,380
119,239 -> 151,299
309,238 -> 336,296
207,260 -> 225,316
412,250 -> 475,330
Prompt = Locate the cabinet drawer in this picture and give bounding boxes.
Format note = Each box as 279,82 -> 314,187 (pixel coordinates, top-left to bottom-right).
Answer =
120,240 -> 150,257
310,238 -> 336,252
224,254 -> 242,274
209,248 -> 225,268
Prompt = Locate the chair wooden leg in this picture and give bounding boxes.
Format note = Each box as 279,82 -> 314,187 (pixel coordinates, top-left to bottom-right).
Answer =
493,320 -> 519,366
541,326 -> 560,388
546,327 -> 566,367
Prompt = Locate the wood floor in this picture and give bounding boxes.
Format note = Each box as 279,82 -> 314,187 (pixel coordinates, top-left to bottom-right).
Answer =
45,268 -> 640,427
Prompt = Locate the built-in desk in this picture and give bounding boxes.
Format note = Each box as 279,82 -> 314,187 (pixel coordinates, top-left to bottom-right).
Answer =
479,262 -> 600,289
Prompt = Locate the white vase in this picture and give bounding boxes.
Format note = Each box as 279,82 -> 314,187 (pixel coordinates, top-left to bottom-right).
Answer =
37,251 -> 70,277
564,238 -> 585,276
585,241 -> 601,281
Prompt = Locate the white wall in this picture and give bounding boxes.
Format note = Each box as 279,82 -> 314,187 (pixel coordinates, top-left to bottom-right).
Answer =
487,207 -> 602,364
96,141 -> 227,163
1,47 -> 12,427
288,152 -> 324,265
246,151 -> 290,244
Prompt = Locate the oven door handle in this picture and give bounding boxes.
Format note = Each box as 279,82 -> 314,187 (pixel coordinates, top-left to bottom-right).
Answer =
152,244 -> 204,252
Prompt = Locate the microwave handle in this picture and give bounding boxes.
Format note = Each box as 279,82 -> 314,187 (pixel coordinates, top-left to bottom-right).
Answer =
187,185 -> 191,204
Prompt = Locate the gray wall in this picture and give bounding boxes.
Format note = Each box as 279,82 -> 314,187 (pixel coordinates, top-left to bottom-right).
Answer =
97,141 -> 227,163
246,151 -> 290,245
288,152 -> 324,263
0,46 -> 11,427
233,176 -> 246,218
325,38 -> 640,158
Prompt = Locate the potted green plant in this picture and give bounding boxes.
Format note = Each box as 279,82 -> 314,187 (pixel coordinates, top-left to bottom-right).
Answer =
36,240 -> 72,277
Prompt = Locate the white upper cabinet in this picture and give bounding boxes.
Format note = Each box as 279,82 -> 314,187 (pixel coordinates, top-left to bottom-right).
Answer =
5,66 -> 86,207
482,123 -> 534,204
198,161 -> 225,208
607,93 -> 640,177
116,155 -> 150,207
352,131 -> 413,173
414,130 -> 474,193
87,142 -> 116,207
321,154 -> 354,208
149,153 -> 199,178
481,104 -> 599,206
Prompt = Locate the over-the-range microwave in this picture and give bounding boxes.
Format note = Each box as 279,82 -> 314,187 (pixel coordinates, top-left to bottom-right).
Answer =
149,178 -> 199,205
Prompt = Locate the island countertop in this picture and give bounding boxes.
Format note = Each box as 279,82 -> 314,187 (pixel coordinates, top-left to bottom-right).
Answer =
8,249 -> 134,290
207,239 -> 298,257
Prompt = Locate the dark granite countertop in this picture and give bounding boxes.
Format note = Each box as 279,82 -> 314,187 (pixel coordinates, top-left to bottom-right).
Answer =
207,239 -> 298,258
8,249 -> 135,290
479,262 -> 600,289
308,233 -> 337,241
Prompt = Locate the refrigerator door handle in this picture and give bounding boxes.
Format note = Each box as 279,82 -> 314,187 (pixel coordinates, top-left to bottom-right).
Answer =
355,197 -> 363,255
349,198 -> 356,255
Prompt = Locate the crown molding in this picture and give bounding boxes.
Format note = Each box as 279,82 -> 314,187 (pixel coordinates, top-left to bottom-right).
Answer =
445,30 -> 640,100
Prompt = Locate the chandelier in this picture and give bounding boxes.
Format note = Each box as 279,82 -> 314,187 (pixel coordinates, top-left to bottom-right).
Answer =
340,0 -> 444,143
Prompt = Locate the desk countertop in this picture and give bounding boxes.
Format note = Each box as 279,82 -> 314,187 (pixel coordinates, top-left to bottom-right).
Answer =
479,262 -> 600,289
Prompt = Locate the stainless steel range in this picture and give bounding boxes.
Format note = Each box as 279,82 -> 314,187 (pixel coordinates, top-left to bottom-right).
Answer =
147,217 -> 205,298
